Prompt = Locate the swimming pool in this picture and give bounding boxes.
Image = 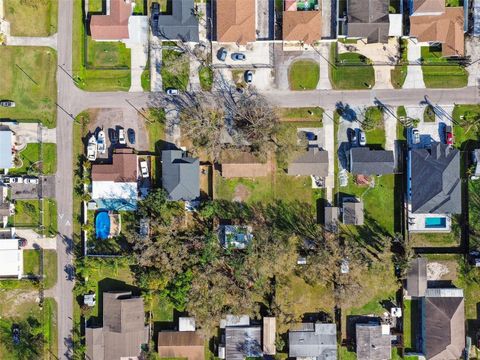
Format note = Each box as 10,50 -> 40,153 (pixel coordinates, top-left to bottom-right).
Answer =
425,217 -> 447,229
95,211 -> 111,239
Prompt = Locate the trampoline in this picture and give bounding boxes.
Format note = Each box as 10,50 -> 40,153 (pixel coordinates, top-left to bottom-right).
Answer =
95,211 -> 111,239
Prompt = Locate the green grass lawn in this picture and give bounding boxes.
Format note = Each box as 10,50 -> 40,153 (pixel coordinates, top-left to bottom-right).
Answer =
288,60 -> 320,90
423,106 -> 436,122
446,0 -> 462,6
4,0 -> 57,36
162,49 -> 189,91
73,0 -> 130,91
23,250 -> 41,276
403,299 -> 417,351
43,250 -> 57,290
409,231 -> 459,247
330,45 -> 375,89
278,107 -> 324,121
13,199 -> 58,236
421,46 -> 468,88
86,38 -> 131,69
199,66 -> 214,91
0,47 -> 57,128
452,105 -> 480,150
141,68 -> 151,91
9,143 -> 57,175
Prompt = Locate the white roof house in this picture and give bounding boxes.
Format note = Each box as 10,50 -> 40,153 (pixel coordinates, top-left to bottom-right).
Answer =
0,231 -> 23,279
0,130 -> 14,170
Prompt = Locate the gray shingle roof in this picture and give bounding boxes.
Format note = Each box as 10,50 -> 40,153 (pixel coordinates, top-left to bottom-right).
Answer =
347,0 -> 390,42
162,150 -> 200,201
406,258 -> 427,297
342,200 -> 364,225
156,0 -> 199,42
289,323 -> 337,359
410,143 -> 461,214
356,323 -> 391,360
349,147 -> 395,175
324,206 -> 340,233
288,148 -> 329,176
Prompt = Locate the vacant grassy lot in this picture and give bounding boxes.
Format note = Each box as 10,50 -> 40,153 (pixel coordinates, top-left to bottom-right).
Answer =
421,46 -> 468,88
199,66 -> 214,91
86,38 -> 131,69
43,250 -> 58,289
13,199 -> 58,236
330,45 -> 375,89
4,0 -> 57,36
162,49 -> 189,90
23,250 -> 41,276
288,60 -> 320,90
9,143 -> 57,175
73,0 -> 130,91
278,107 -> 324,121
0,47 -> 57,128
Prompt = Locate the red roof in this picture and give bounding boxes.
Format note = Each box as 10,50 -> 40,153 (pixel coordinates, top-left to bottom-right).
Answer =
90,0 -> 132,40
92,148 -> 137,182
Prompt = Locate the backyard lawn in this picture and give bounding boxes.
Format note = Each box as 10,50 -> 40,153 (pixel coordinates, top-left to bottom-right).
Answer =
162,49 -> 190,90
13,199 -> 58,236
9,143 -> 57,175
421,46 -> 468,88
330,45 -> 375,89
4,0 -> 57,36
288,60 -> 320,90
409,231 -> 459,247
86,38 -> 131,69
0,46 -> 57,128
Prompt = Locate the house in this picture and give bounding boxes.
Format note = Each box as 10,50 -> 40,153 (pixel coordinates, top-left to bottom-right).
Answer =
0,185 -> 14,228
342,199 -> 364,225
288,148 -> 329,177
0,228 -> 22,279
215,0 -> 256,44
289,323 -> 337,360
407,143 -> 460,232
162,150 -> 200,201
345,0 -> 390,43
349,147 -> 395,175
409,0 -> 464,57
324,206 -> 339,233
156,0 -> 199,42
221,152 -> 270,178
356,322 -> 392,360
91,148 -> 138,211
90,0 -> 133,41
0,130 -> 14,170
158,317 -> 205,360
219,225 -> 253,249
219,315 -> 275,360
283,0 -> 322,44
86,291 -> 149,360
406,257 -> 427,297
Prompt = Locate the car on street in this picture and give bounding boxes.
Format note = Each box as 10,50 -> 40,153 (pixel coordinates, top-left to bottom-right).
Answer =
412,128 -> 420,144
166,88 -> 179,95
118,128 -> 126,145
5,177 -> 23,184
231,53 -> 246,61
127,128 -> 135,145
18,238 -> 27,247
24,177 -> 39,184
218,47 -> 227,61
348,128 -> 357,145
446,125 -> 454,146
0,100 -> 15,107
12,324 -> 20,345
109,128 -> 118,144
358,130 -> 366,146
245,71 -> 253,83
140,160 -> 149,178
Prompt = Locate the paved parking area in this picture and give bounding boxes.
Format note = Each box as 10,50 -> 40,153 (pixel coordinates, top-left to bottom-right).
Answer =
212,42 -> 272,66
405,105 -> 453,145
0,122 -> 56,145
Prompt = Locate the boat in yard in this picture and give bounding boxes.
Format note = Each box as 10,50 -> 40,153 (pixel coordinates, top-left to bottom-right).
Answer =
87,135 -> 97,161
97,129 -> 106,154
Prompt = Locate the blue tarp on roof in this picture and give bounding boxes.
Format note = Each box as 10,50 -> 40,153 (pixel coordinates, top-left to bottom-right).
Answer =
0,131 -> 13,169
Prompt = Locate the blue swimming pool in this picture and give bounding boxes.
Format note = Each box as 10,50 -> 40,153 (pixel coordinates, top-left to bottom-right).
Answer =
425,217 -> 447,229
95,211 -> 110,239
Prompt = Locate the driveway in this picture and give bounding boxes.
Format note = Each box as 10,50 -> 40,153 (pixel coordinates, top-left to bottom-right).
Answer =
8,175 -> 55,200
337,105 -> 362,171
124,16 -> 149,92
405,105 -> 453,144
16,229 -> 57,250
149,35 -> 162,91
274,50 -> 322,90
0,122 -> 56,145
212,42 -> 272,67
466,37 -> 480,87
403,38 -> 426,89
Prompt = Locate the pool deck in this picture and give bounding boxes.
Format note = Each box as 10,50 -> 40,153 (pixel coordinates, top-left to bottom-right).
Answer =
407,207 -> 452,233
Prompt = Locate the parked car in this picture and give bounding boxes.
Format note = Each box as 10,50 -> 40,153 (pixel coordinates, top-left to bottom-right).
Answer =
348,128 -> 357,144
358,130 -> 366,146
12,324 -> 20,345
18,238 -> 27,247
217,47 -> 227,61
109,128 -> 118,144
166,88 -> 179,95
127,128 -> 135,145
445,125 -> 454,146
24,177 -> 39,185
244,70 -> 253,83
0,100 -> 15,107
140,160 -> 149,178
6,177 -> 23,184
118,128 -> 126,145
231,53 -> 246,61
151,3 -> 160,35
412,128 -> 420,145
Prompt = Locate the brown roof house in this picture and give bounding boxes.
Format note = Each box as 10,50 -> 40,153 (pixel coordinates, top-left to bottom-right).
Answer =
409,0 -> 464,57
283,0 -> 322,44
220,152 -> 270,178
288,148 -> 329,177
86,291 -> 149,360
215,0 -> 256,44
91,148 -> 139,211
346,0 -> 390,43
90,0 -> 133,41
158,317 -> 205,360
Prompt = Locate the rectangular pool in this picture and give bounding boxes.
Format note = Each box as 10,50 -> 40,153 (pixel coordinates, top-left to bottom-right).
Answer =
425,217 -> 447,229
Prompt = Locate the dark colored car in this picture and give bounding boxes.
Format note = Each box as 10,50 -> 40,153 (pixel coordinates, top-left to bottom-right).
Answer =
109,128 -> 118,144
127,128 -> 135,145
348,128 -> 357,144
231,53 -> 246,61
244,70 -> 253,83
0,100 -> 15,107
218,47 -> 227,61
12,324 -> 20,345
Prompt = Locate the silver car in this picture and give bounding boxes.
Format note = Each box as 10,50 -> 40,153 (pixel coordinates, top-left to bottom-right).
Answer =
412,128 -> 420,144
359,130 -> 366,146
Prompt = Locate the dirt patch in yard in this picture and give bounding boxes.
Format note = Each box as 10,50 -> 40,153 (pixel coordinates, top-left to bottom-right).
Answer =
233,184 -> 251,202
0,288 -> 39,318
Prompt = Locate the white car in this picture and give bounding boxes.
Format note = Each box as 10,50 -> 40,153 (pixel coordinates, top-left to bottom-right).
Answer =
412,128 -> 420,145
118,128 -> 126,145
9,177 -> 24,184
140,160 -> 149,178
166,88 -> 179,95
24,177 -> 39,184
358,130 -> 366,146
